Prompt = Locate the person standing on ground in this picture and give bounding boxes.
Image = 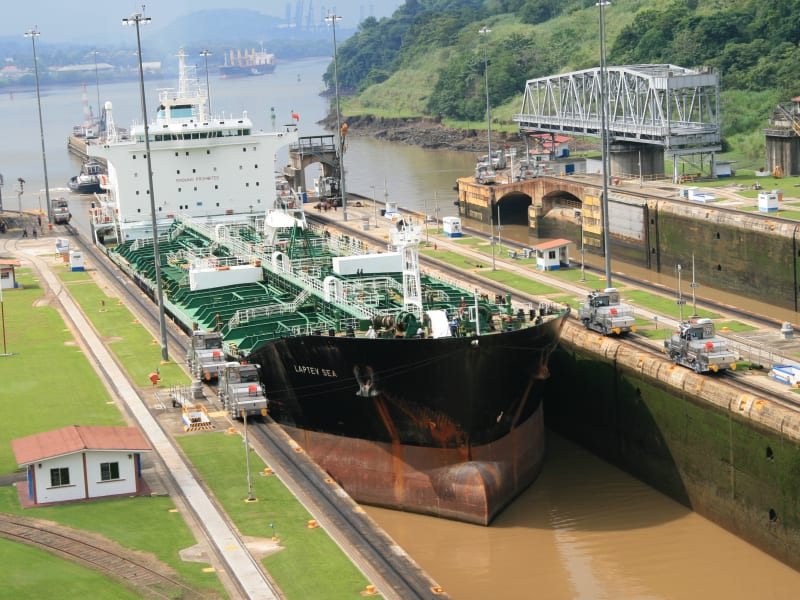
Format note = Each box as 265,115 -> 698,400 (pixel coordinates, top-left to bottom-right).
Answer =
22,226 -> 28,238
32,225 -> 37,239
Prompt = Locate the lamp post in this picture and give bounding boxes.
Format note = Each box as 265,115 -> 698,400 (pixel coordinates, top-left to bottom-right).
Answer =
199,50 -> 212,115
25,28 -> 51,226
580,209 -> 586,282
325,12 -> 348,222
490,215 -> 496,271
676,263 -> 685,321
90,49 -> 101,124
370,185 -> 377,227
242,410 -> 256,502
690,253 -> 699,317
596,1 -> 612,288
0,173 -> 4,213
497,200 -> 502,258
123,10 -> 169,364
479,26 -> 492,165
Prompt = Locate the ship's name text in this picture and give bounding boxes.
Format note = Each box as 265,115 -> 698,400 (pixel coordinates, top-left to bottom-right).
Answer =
175,175 -> 220,183
294,365 -> 338,377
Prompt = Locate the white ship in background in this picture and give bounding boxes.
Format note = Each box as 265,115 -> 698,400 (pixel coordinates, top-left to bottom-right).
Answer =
89,49 -> 296,242
220,46 -> 276,78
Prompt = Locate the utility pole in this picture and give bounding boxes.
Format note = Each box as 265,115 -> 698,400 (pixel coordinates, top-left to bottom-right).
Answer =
123,9 -> 169,364
326,12 -> 347,221
25,28 -> 51,225
200,50 -> 212,115
596,1 -> 612,287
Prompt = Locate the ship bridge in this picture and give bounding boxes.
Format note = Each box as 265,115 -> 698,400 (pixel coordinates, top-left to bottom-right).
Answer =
513,64 -> 721,182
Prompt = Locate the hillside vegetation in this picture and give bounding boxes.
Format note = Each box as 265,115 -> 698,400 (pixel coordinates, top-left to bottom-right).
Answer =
326,0 -> 800,166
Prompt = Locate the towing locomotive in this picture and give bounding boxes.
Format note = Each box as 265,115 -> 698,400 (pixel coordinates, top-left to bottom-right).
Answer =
664,318 -> 738,373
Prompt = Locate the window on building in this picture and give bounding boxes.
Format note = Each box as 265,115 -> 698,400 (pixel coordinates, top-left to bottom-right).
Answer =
50,467 -> 70,487
100,462 -> 120,481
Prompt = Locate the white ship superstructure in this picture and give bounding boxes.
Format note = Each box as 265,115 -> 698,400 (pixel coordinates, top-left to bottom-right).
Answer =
89,49 -> 297,240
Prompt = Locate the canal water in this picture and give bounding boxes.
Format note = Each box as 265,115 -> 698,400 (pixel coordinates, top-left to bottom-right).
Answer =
4,56 -> 800,598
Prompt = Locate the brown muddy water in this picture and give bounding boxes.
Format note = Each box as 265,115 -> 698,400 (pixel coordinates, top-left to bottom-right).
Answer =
368,433 -> 800,600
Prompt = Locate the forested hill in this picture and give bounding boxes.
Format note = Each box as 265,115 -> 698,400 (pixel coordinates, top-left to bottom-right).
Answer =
326,0 -> 800,150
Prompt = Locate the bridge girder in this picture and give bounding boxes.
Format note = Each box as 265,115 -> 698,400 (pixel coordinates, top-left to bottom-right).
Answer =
513,64 -> 720,151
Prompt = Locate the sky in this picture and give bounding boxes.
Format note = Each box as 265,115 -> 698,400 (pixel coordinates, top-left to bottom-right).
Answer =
1,0 -> 405,43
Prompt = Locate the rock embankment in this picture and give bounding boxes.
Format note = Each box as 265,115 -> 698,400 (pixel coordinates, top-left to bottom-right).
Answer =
319,114 -> 524,153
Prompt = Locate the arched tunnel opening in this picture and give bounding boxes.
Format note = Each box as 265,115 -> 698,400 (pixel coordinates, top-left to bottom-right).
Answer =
494,192 -> 532,225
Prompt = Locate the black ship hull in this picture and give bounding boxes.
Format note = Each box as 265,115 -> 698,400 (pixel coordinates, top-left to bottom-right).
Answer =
250,315 -> 568,524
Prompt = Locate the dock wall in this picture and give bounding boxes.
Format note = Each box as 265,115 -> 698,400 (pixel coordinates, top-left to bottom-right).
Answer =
459,176 -> 800,311
545,323 -> 800,570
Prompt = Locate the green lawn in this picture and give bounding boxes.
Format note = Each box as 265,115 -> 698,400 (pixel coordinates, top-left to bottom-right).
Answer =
0,268 -> 223,598
0,537 -> 142,600
1,259 -> 375,599
179,433 -> 370,599
59,268 -> 189,388
0,489 -> 223,598
0,270 -> 124,473
621,289 -> 721,321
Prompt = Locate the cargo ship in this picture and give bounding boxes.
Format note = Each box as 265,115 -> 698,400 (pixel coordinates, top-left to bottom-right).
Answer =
220,47 -> 276,78
89,49 -> 570,525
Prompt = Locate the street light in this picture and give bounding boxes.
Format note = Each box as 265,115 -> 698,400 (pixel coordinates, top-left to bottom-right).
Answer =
690,253 -> 699,317
89,49 -> 101,125
479,26 -> 492,164
242,410 -> 256,502
596,1 -> 612,288
25,28 -> 51,226
370,185 -> 377,227
580,209 -> 586,282
199,50 -> 212,115
490,215 -> 496,271
676,263 -> 685,321
497,199 -> 502,258
123,10 -> 169,364
325,12 -> 348,222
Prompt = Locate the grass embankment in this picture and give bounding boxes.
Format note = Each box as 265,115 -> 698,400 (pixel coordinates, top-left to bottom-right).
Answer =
422,230 -> 760,342
0,261 -> 369,599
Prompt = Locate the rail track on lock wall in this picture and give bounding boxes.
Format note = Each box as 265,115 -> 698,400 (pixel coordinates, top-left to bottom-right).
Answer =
600,330 -> 800,414
63,223 -> 446,600
0,513 -> 197,599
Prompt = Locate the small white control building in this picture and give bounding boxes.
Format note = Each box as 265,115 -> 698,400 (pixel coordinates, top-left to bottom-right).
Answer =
442,216 -> 462,238
12,425 -> 151,506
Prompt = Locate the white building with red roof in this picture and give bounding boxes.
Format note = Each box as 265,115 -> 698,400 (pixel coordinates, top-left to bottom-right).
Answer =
12,425 -> 151,506
0,258 -> 21,290
530,238 -> 571,271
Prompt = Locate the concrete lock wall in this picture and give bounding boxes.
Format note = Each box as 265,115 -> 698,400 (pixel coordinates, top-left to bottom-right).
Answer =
459,176 -> 800,311
647,200 -> 799,310
544,325 -> 800,571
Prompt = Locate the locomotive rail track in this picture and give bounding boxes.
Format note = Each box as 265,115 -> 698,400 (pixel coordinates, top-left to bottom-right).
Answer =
0,513 -> 199,599
64,223 -> 444,599
247,420 -> 442,600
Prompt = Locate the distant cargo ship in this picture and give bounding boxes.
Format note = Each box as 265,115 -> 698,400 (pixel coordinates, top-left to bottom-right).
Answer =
220,47 -> 276,78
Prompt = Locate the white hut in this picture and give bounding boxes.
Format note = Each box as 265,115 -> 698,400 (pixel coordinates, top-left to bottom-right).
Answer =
12,425 -> 151,506
531,239 -> 571,270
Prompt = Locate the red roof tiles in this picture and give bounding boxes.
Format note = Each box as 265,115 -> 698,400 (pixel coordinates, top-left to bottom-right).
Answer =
12,425 -> 151,466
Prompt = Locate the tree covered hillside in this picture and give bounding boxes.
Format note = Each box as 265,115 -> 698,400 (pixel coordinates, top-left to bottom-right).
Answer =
326,0 -> 800,157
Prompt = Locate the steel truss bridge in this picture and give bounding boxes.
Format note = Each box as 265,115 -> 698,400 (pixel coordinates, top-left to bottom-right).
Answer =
513,64 -> 721,172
